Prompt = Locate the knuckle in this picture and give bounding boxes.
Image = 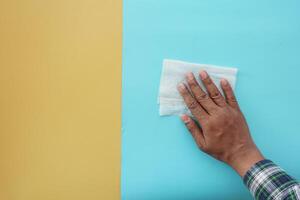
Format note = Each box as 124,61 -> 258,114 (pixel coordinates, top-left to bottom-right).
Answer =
187,100 -> 198,110
196,92 -> 209,101
179,88 -> 188,95
223,84 -> 231,90
188,79 -> 198,88
210,91 -> 222,99
187,124 -> 195,132
204,77 -> 212,84
228,95 -> 237,102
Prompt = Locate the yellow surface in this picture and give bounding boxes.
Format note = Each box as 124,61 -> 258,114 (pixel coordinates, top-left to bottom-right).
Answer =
0,0 -> 121,199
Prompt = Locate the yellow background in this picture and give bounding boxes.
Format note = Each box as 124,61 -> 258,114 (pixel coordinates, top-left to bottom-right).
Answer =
0,0 -> 121,199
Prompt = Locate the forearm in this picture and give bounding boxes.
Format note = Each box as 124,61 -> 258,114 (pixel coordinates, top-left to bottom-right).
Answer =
243,159 -> 300,200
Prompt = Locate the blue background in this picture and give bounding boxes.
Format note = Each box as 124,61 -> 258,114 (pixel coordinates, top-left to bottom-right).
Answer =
122,0 -> 300,199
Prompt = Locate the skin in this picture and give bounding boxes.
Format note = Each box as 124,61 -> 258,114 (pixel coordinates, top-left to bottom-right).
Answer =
177,71 -> 264,177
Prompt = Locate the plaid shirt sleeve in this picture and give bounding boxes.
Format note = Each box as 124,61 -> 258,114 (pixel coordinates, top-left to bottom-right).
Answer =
243,159 -> 300,200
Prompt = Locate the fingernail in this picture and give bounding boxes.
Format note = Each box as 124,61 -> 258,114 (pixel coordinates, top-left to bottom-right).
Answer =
180,114 -> 190,123
221,79 -> 228,86
200,71 -> 208,80
177,83 -> 185,91
186,72 -> 194,81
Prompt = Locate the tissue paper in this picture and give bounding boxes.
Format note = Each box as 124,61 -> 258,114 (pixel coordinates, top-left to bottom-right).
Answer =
158,59 -> 238,116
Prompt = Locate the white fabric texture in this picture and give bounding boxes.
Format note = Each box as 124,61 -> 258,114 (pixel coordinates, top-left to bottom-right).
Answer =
158,59 -> 238,116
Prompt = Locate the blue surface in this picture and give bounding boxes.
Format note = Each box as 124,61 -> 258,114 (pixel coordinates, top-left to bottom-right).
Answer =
121,1 -> 300,199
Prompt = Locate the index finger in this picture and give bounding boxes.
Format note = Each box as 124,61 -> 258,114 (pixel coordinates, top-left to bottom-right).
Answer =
177,83 -> 208,123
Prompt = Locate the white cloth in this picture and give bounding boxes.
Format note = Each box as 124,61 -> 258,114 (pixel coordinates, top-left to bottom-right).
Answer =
158,59 -> 238,116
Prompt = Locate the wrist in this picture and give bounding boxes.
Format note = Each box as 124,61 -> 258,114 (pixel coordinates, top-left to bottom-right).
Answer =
227,146 -> 264,177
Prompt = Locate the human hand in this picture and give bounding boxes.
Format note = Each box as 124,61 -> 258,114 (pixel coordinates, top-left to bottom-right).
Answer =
177,71 -> 264,176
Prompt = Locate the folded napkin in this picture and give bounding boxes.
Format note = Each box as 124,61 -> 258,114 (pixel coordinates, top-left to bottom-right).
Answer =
158,59 -> 238,116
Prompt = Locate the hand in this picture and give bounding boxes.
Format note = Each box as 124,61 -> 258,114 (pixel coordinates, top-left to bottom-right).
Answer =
177,71 -> 264,176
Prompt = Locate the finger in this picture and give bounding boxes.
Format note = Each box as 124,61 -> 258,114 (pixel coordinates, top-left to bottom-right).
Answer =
181,114 -> 206,149
199,71 -> 227,107
186,72 -> 218,114
220,79 -> 240,109
177,83 -> 208,123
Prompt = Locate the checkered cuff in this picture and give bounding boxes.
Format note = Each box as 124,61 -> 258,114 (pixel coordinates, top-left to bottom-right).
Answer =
243,159 -> 300,200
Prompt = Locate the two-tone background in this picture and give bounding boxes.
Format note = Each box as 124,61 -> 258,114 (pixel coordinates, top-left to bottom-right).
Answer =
1,0 -> 300,200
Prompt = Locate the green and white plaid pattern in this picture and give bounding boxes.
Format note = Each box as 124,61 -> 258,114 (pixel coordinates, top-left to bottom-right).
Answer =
244,160 -> 300,200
